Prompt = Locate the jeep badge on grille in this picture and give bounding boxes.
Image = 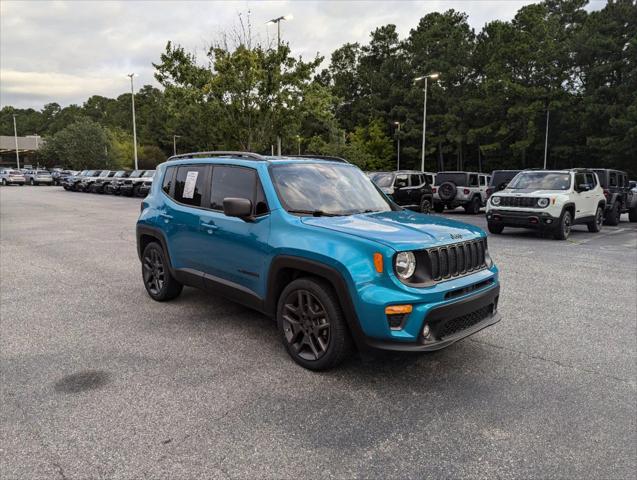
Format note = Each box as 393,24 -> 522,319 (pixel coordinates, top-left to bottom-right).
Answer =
450,233 -> 463,240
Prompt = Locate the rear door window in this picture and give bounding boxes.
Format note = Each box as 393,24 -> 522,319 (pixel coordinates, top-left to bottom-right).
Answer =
174,165 -> 207,206
479,175 -> 486,186
410,174 -> 422,186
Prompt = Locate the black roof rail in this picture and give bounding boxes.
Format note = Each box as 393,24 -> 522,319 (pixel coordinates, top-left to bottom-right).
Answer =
289,154 -> 349,163
167,151 -> 265,161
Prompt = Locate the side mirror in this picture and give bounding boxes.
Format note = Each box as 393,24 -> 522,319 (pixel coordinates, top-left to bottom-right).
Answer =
577,184 -> 590,192
223,197 -> 253,220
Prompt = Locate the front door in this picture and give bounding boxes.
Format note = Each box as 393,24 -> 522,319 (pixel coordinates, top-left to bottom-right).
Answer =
198,165 -> 271,298
393,174 -> 410,204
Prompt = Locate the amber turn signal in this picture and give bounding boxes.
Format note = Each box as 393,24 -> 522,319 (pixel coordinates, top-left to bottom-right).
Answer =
373,252 -> 383,273
385,304 -> 413,315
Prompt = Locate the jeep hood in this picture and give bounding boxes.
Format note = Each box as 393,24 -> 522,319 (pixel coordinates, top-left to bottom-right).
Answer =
498,188 -> 565,195
301,210 -> 485,251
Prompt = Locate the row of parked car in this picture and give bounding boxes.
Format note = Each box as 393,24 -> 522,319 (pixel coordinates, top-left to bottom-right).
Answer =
0,168 -> 55,186
367,168 -> 637,239
58,169 -> 155,196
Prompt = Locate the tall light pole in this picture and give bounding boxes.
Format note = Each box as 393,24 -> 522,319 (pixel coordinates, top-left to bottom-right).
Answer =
296,135 -> 301,155
266,14 -> 293,47
414,73 -> 439,172
393,121 -> 401,170
266,14 -> 293,156
173,135 -> 181,156
127,73 -> 139,170
12,115 -> 20,169
543,108 -> 550,169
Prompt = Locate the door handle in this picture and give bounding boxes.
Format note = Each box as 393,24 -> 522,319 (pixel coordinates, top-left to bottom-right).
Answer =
200,221 -> 219,233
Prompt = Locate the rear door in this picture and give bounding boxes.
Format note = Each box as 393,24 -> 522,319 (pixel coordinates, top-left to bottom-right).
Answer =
160,164 -> 211,284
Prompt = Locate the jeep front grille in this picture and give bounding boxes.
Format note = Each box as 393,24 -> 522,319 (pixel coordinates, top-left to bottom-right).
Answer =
426,239 -> 486,281
498,196 -> 538,208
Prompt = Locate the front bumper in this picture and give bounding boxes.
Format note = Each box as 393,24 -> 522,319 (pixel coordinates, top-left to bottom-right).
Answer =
6,178 -> 25,184
486,209 -> 558,229
362,284 -> 500,352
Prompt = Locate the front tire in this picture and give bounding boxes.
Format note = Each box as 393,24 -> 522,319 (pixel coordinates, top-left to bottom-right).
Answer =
420,197 -> 432,214
553,210 -> 572,240
629,206 -> 637,223
587,207 -> 604,232
277,277 -> 352,371
1,179 -> 6,186
488,222 -> 504,234
142,242 -> 183,301
604,202 -> 620,226
433,203 -> 445,213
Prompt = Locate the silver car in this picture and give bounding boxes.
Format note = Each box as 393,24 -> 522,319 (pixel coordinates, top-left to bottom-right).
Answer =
0,169 -> 26,186
23,169 -> 54,185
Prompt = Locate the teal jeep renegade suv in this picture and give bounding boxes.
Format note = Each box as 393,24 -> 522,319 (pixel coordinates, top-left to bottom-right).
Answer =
136,152 -> 501,370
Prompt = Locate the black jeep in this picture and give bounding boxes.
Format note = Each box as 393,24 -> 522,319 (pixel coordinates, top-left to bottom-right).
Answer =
591,169 -> 631,225
487,170 -> 521,199
368,170 -> 434,213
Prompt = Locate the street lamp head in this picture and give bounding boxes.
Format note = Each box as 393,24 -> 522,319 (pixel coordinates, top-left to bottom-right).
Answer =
393,121 -> 400,125
414,73 -> 440,84
429,73 -> 440,79
284,14 -> 294,21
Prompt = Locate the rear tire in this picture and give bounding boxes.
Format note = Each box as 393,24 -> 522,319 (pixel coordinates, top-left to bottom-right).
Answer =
553,210 -> 572,240
629,206 -> 637,223
1,179 -> 6,186
604,202 -> 620,226
488,222 -> 504,234
142,242 -> 183,301
277,277 -> 352,371
433,203 -> 445,213
587,207 -> 603,232
132,185 -> 141,197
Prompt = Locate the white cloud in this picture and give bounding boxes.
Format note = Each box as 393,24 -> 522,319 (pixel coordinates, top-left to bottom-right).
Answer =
0,0 -> 606,109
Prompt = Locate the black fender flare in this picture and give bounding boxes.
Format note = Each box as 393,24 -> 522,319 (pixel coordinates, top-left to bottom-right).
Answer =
136,224 -> 175,274
266,255 -> 368,349
561,202 -> 576,217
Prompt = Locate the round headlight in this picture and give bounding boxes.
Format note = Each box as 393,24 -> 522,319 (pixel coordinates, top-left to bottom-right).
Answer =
395,252 -> 416,280
537,198 -> 549,208
491,196 -> 501,206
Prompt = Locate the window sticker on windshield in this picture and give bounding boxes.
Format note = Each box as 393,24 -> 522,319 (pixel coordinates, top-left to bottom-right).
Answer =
182,171 -> 199,199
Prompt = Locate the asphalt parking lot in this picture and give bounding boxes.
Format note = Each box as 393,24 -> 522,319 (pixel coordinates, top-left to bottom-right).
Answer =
1,186 -> 636,479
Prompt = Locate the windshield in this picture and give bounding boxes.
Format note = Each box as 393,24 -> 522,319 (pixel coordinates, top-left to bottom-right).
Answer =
270,163 -> 393,215
130,170 -> 143,178
9,170 -> 22,175
36,170 -> 50,175
142,171 -> 154,178
508,172 -> 571,190
369,172 -> 395,188
435,173 -> 468,186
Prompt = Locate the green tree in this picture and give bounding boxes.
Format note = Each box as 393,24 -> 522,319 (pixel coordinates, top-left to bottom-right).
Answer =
39,119 -> 112,169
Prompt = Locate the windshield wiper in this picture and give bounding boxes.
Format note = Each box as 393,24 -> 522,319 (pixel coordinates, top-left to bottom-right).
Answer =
287,209 -> 342,217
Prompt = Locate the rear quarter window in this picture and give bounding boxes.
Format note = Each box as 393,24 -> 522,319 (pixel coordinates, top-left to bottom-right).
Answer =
174,165 -> 207,206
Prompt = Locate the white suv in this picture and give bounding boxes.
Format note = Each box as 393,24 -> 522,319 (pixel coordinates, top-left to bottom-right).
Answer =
433,171 -> 491,214
485,169 -> 606,240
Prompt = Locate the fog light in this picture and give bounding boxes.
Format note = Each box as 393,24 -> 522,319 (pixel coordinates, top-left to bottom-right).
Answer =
422,324 -> 430,338
546,218 -> 553,224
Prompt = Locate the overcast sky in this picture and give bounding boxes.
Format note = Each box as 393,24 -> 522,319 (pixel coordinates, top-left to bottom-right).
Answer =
0,0 -> 605,109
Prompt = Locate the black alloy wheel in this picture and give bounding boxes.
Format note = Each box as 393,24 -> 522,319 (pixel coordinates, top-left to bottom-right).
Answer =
281,289 -> 331,361
277,277 -> 351,370
465,196 -> 481,214
143,247 -> 165,296
142,242 -> 183,301
1,179 -> 6,186
30,179 -> 35,186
